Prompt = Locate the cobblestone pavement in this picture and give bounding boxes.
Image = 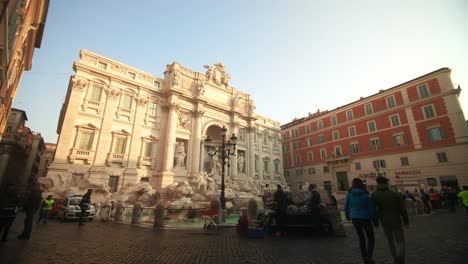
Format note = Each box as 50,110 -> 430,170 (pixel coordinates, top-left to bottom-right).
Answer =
0,208 -> 467,264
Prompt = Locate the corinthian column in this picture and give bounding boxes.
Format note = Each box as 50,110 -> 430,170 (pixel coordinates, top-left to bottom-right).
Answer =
248,127 -> 256,178
191,110 -> 204,176
162,103 -> 178,172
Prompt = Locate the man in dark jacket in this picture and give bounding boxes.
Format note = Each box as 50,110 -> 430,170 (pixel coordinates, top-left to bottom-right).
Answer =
17,186 -> 43,240
78,189 -> 93,226
306,184 -> 321,214
273,185 -> 288,235
371,177 -> 409,264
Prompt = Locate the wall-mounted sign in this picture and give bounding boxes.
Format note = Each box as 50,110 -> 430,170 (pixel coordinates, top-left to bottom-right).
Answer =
395,170 -> 422,177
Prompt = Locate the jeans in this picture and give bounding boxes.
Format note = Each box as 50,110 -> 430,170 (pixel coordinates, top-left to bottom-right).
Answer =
383,224 -> 406,264
37,210 -> 50,224
0,218 -> 15,241
352,219 -> 375,259
20,210 -> 35,238
275,209 -> 287,233
79,206 -> 88,224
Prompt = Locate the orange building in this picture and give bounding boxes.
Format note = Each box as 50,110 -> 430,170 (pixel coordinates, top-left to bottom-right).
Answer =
281,68 -> 468,196
0,0 -> 50,136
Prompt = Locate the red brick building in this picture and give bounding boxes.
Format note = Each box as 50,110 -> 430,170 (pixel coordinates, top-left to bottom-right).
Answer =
281,68 -> 468,195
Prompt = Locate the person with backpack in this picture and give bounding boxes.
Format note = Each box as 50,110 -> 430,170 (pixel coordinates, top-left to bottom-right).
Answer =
345,178 -> 377,264
371,177 -> 409,264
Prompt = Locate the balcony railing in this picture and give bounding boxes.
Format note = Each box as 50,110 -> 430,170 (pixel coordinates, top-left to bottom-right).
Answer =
138,156 -> 154,169
69,148 -> 94,164
106,152 -> 128,167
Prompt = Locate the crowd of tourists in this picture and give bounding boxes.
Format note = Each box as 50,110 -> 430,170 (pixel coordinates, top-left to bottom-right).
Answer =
344,177 -> 468,264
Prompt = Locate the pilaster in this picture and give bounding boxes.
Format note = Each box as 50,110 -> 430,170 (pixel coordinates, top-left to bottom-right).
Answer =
124,96 -> 149,181
54,77 -> 87,163
191,110 -> 204,176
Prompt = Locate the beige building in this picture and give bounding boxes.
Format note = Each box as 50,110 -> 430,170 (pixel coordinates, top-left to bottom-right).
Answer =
48,50 -> 284,193
0,0 -> 49,136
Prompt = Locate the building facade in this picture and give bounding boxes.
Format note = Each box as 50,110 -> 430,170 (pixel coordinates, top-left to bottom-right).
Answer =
281,68 -> 468,195
37,142 -> 56,177
0,0 -> 49,136
0,108 -> 44,192
48,50 -> 284,193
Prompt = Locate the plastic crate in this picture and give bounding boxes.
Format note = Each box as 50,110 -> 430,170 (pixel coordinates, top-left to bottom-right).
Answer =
247,228 -> 264,239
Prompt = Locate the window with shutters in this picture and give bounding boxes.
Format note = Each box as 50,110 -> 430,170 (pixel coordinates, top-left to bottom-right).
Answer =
390,114 -> 400,127
346,110 -> 353,121
373,160 -> 386,169
348,126 -> 356,137
369,138 -> 382,151
427,127 -> 445,142
365,103 -> 373,115
386,95 -> 396,108
368,121 -> 377,132
423,105 -> 436,119
418,84 -> 430,98
400,157 -> 409,166
320,148 -> 327,159
393,133 -> 408,147
350,142 -> 360,154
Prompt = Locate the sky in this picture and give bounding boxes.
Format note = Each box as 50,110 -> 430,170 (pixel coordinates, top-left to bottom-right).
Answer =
14,0 -> 468,143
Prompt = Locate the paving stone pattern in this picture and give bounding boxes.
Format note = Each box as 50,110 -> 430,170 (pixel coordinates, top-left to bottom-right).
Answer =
0,209 -> 467,264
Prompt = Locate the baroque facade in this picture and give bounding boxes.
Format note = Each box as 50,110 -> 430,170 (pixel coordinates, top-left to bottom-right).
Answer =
0,0 -> 50,136
281,68 -> 468,194
48,50 -> 284,193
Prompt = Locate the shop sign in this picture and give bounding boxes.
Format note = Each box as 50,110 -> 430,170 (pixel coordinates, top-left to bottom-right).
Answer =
359,173 -> 377,179
395,170 -> 421,177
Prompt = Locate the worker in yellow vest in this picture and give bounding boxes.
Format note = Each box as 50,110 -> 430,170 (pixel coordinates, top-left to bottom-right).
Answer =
37,195 -> 54,224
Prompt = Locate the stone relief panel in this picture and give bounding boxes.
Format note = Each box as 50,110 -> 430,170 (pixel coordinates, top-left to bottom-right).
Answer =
177,112 -> 191,129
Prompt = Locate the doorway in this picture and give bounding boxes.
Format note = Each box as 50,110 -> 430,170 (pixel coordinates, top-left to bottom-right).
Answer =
336,171 -> 349,192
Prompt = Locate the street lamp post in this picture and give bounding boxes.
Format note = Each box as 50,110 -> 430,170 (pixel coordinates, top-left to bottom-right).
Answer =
205,126 -> 237,209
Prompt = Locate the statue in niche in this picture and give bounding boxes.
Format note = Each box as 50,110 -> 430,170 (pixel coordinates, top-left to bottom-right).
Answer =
237,152 -> 245,173
174,142 -> 186,168
208,155 -> 222,181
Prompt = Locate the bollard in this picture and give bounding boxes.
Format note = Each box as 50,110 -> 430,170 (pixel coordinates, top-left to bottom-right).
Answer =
327,206 -> 346,237
153,202 -> 166,229
107,202 -> 114,221
94,203 -> 101,219
247,198 -> 259,221
131,202 -> 144,224
114,204 -> 123,222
